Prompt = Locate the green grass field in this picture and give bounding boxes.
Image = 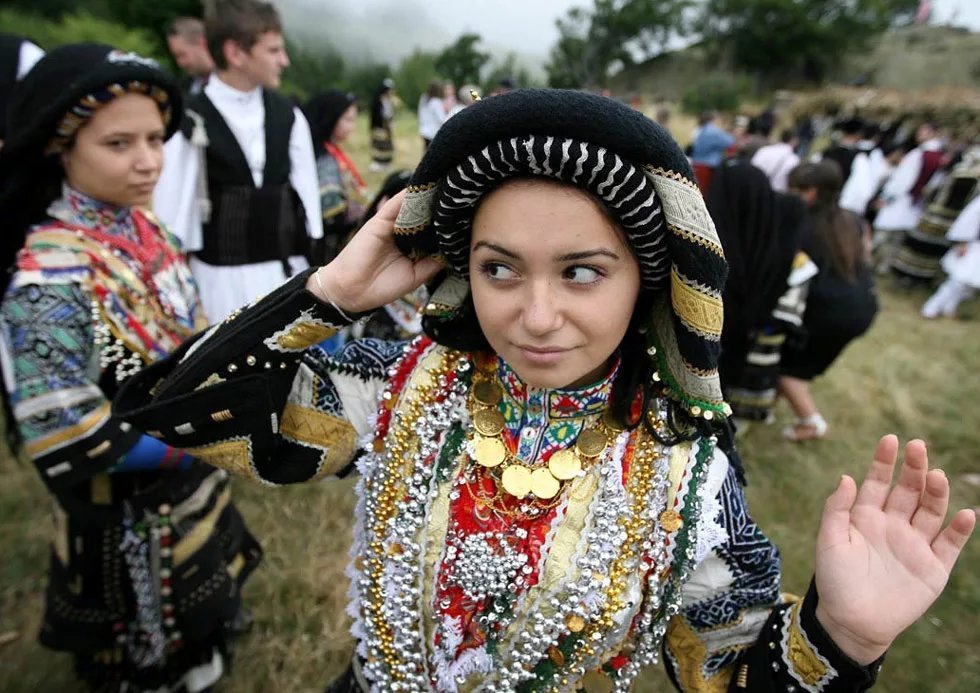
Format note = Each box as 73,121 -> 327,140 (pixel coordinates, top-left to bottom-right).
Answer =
1,112 -> 978,691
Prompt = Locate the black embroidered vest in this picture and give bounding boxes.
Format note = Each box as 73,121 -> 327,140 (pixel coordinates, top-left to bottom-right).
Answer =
184,89 -> 309,268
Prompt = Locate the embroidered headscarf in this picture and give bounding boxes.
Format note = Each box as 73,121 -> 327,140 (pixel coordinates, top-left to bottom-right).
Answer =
392,89 -> 730,421
0,43 -> 181,296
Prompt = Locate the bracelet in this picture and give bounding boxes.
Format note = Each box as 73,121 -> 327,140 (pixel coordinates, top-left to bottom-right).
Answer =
312,269 -> 358,323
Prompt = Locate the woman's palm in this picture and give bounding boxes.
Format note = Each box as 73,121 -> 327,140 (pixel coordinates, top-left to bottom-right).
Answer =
815,436 -> 975,661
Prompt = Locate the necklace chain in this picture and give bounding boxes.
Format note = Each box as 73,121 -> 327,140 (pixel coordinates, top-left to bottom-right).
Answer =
466,364 -> 624,512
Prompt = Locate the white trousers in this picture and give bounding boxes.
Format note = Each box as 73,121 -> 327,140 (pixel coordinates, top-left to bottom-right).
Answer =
922,278 -> 976,318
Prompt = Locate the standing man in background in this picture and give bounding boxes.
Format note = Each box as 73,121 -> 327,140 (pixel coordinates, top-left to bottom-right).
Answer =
154,0 -> 323,324
166,17 -> 215,95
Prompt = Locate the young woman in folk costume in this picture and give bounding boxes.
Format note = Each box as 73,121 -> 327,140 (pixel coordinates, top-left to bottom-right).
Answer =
0,45 -> 262,690
116,91 -> 974,692
304,90 -> 370,264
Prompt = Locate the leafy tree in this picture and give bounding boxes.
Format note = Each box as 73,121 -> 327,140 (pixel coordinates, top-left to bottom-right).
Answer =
696,0 -> 921,86
394,49 -> 440,112
482,52 -> 535,95
435,33 -> 490,89
279,40 -> 346,102
3,0 -> 101,20
0,8 -> 165,61
346,62 -> 395,106
546,8 -> 599,88
104,0 -> 203,32
680,73 -> 748,115
546,0 -> 691,88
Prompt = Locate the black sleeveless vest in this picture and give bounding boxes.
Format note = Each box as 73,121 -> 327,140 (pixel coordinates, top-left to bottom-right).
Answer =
184,89 -> 309,268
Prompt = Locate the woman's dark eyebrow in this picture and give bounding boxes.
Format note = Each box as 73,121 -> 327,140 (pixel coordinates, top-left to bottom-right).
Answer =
472,242 -> 620,263
472,241 -> 519,259
556,249 -> 620,262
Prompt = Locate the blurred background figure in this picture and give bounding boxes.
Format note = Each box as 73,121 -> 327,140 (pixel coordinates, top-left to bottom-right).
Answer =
165,17 -> 214,95
781,161 -> 879,441
751,129 -> 801,192
921,147 -> 980,318
418,80 -> 446,150
447,83 -> 478,118
689,110 -> 735,194
368,78 -> 396,172
872,121 -> 945,275
890,141 -> 975,284
709,160 -> 814,425
490,75 -> 515,96
154,0 -> 322,324
0,33 -> 45,149
304,90 -> 368,262
821,116 -> 865,183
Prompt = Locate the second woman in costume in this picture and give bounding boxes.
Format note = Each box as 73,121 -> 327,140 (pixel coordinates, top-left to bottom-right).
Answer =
0,44 -> 262,690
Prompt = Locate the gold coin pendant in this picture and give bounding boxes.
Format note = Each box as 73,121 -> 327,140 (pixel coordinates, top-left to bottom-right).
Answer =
500,464 -> 532,498
547,449 -> 582,480
576,429 -> 608,458
473,380 -> 502,405
529,468 -> 560,499
473,436 -> 506,467
473,408 -> 505,437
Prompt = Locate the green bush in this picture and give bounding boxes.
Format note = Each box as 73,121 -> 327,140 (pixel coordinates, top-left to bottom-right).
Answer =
680,73 -> 748,115
393,50 -> 440,114
0,9 -> 167,63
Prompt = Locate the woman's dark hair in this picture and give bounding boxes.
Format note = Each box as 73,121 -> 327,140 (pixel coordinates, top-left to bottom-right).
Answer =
426,81 -> 443,100
788,161 -> 865,282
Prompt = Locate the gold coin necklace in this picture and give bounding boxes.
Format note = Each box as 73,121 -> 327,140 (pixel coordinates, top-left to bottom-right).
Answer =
467,372 -> 621,501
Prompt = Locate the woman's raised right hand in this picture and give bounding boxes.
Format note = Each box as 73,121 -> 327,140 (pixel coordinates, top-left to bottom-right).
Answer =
307,190 -> 444,314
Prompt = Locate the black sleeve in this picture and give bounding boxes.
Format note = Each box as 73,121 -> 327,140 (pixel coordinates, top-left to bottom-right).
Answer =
114,269 -> 382,485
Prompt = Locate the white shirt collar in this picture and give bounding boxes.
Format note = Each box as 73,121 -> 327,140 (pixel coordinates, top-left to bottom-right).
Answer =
206,74 -> 262,108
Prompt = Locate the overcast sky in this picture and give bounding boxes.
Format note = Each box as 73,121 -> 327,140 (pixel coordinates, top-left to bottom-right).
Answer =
282,0 -> 979,67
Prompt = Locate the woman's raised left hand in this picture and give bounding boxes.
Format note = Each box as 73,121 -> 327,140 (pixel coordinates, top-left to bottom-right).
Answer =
814,435 -> 975,664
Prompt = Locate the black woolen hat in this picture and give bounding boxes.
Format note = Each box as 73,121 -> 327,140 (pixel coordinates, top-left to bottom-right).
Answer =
303,90 -> 356,149
393,88 -> 730,419
0,43 -> 182,296
2,43 -> 181,162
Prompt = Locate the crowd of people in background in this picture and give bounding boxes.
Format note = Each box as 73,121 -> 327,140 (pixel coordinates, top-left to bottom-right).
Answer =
0,0 -> 978,689
683,101 -> 978,436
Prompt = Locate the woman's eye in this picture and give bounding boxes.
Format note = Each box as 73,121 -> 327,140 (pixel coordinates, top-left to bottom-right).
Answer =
481,262 -> 518,281
564,266 -> 603,284
106,140 -> 127,150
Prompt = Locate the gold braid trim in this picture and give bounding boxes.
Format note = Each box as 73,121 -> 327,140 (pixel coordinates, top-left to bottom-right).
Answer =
645,165 -> 700,191
669,223 -> 725,256
183,437 -> 260,483
786,599 -> 831,687
279,403 -> 357,479
665,616 -> 733,693
671,269 -> 724,339
392,222 -> 429,235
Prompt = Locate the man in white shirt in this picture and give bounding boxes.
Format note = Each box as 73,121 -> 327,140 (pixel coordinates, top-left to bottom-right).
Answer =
750,129 -> 800,193
872,122 -> 945,273
154,0 -> 322,324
